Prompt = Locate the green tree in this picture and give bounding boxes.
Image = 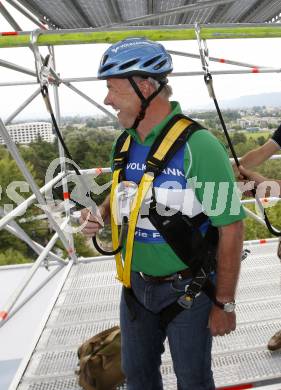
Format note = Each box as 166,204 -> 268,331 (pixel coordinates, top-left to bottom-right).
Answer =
244,203 -> 281,240
0,248 -> 30,266
0,146 -> 51,265
20,137 -> 57,184
256,136 -> 266,146
55,231 -> 97,258
231,132 -> 247,146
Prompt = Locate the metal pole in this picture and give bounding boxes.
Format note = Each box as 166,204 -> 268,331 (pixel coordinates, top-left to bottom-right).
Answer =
71,167 -> 112,175
230,155 -> 281,163
62,76 -> 98,83
0,207 -> 66,265
4,66 -> 281,88
6,223 -> 66,264
241,198 -> 281,205
0,1 -> 21,31
0,119 -> 76,260
168,68 -> 281,77
0,227 -> 61,323
61,67 -> 281,85
0,265 -> 63,327
0,58 -> 37,77
244,237 -> 279,245
51,46 -> 76,262
0,80 -> 38,87
243,206 -> 267,226
1,24 -> 281,48
63,81 -> 117,120
5,0 -> 47,30
3,22 -> 281,35
4,87 -> 41,125
168,50 -> 271,70
0,171 -> 66,230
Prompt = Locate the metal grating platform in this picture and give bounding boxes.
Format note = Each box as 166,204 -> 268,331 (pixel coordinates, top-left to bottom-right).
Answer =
16,241 -> 281,389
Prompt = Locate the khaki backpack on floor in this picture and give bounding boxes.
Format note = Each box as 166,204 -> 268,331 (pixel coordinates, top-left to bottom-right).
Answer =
76,325 -> 125,390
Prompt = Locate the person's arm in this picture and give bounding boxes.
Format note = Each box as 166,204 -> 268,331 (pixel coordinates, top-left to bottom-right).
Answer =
239,140 -> 279,169
208,220 -> 244,336
186,130 -> 245,336
238,165 -> 267,186
232,140 -> 279,178
238,165 -> 281,198
80,195 -> 111,237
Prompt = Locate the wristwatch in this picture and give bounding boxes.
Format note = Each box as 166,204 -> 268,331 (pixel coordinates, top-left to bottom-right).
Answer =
216,300 -> 236,312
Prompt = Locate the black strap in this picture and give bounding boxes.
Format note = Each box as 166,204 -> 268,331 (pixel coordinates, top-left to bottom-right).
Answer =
123,287 -> 137,321
129,77 -> 166,129
113,114 -> 203,182
113,114 -> 220,326
146,114 -> 202,177
159,223 -> 219,328
160,278 -> 218,329
113,131 -> 131,172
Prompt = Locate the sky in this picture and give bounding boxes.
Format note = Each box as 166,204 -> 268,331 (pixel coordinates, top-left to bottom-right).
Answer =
1,2 -> 281,122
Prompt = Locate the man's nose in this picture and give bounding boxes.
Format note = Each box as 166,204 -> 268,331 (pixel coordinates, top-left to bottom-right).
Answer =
104,93 -> 111,106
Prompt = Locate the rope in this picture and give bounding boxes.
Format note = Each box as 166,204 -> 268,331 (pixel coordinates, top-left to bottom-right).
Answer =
195,23 -> 281,237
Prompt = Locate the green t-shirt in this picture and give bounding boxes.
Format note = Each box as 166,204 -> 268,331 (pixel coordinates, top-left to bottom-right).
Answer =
112,101 -> 245,276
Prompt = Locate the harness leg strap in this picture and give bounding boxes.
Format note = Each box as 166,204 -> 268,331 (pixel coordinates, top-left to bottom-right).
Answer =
123,287 -> 137,321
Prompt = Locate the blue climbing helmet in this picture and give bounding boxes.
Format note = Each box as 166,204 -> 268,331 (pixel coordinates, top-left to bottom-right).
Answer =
98,37 -> 173,80
98,38 -> 173,129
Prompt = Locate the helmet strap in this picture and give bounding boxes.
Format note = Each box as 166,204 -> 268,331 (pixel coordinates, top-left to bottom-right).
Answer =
128,77 -> 166,130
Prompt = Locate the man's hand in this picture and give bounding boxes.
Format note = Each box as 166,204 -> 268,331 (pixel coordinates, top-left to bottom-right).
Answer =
79,195 -> 111,237
238,165 -> 266,186
208,305 -> 236,336
79,208 -> 104,237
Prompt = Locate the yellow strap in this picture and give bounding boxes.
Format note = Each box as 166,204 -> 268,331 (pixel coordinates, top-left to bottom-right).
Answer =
110,169 -> 124,281
152,118 -> 193,161
111,118 -> 194,287
110,133 -> 132,282
120,134 -> 131,153
123,172 -> 154,287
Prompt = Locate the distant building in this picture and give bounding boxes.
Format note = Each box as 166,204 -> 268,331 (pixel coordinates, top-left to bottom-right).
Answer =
0,122 -> 54,145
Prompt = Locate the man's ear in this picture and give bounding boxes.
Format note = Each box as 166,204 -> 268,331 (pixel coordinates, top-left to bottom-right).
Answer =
139,79 -> 154,98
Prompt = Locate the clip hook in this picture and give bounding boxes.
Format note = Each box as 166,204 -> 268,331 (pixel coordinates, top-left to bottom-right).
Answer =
195,23 -> 209,74
30,29 -> 56,88
195,23 -> 215,99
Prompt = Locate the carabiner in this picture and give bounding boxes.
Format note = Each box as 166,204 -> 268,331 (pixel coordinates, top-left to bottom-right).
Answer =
30,29 -> 59,88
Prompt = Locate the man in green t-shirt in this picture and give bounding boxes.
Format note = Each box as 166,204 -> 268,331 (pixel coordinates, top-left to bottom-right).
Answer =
80,37 -> 245,390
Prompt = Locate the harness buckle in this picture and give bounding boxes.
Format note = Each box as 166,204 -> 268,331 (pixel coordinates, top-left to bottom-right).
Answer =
177,293 -> 195,310
145,161 -> 162,177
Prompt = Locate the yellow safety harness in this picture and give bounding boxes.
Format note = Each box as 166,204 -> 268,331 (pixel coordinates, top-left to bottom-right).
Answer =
110,116 -> 193,287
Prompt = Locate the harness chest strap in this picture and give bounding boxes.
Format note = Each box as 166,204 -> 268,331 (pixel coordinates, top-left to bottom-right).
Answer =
110,168 -> 124,281
111,117 -> 194,288
110,134 -> 132,282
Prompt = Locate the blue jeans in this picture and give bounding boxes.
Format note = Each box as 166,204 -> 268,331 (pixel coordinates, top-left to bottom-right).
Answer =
120,272 -> 215,390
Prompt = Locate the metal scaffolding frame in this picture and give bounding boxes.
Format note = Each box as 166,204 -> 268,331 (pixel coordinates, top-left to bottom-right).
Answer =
0,43 -> 281,319
1,3 -> 281,389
